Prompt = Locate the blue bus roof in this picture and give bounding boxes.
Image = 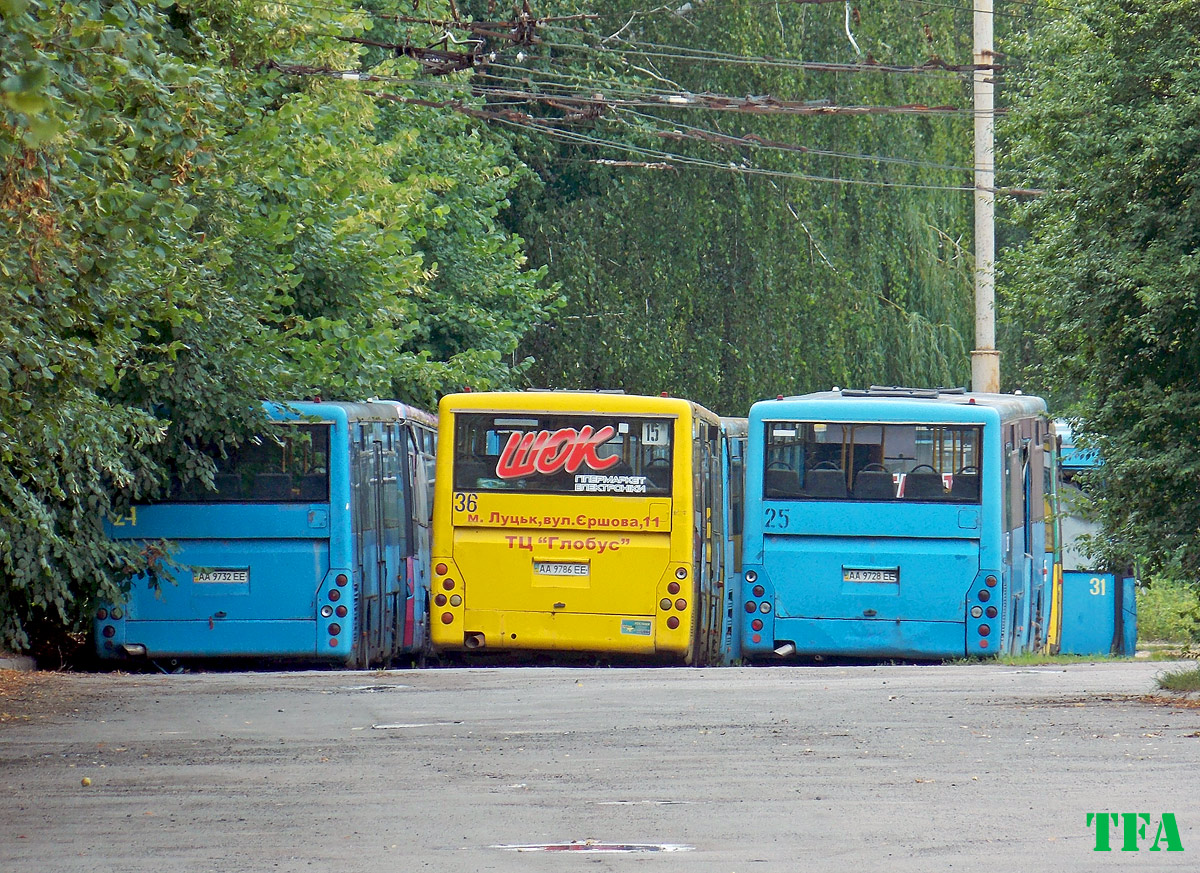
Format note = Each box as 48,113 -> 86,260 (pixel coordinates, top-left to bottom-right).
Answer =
262,400 -> 437,429
751,389 -> 1047,424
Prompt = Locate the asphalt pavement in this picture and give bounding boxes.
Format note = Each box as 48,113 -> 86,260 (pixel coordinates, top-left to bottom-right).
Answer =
1,661 -> 1197,871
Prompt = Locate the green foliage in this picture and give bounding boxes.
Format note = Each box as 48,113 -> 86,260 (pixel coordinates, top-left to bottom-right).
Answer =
0,0 -> 551,651
1003,0 -> 1200,577
500,1 -> 976,411
1137,579 -> 1200,645
1154,664 -> 1200,693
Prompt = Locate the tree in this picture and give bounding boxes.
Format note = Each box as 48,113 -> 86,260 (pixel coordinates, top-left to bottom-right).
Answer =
1003,0 -> 1200,577
0,0 -> 552,652
496,0 -> 977,412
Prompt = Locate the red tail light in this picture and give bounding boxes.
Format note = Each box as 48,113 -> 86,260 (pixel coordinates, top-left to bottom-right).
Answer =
666,616 -> 679,629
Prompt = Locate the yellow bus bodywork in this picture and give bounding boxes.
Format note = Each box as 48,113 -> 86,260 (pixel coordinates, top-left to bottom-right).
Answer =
431,392 -> 719,661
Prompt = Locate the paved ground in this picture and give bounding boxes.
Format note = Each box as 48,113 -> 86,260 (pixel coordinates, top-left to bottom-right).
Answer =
1,661 -> 1198,871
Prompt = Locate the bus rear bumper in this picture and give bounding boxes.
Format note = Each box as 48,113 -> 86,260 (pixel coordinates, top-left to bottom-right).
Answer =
437,610 -> 684,657
762,617 -> 969,659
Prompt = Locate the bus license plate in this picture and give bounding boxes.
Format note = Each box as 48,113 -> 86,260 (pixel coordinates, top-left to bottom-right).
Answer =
534,561 -> 590,578
194,569 -> 250,584
843,567 -> 899,583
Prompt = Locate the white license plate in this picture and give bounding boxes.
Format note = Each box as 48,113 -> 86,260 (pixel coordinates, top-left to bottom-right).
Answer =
194,569 -> 249,584
534,561 -> 590,577
843,568 -> 899,583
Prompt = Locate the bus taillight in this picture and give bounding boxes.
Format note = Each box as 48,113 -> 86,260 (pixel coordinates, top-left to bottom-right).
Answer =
336,606 -> 347,617
666,617 -> 679,629
751,619 -> 763,631
985,575 -> 997,587
660,598 -> 673,611
328,623 -> 341,636
667,581 -> 680,595
435,594 -> 447,606
441,612 -> 454,624
978,624 -> 991,637
96,608 -> 108,620
336,574 -> 348,587
328,589 -> 340,601
675,599 -> 687,611
442,579 -> 456,591
435,563 -> 448,576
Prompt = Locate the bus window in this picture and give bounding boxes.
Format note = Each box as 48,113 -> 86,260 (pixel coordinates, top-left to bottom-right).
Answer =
452,412 -> 674,496
168,424 -> 330,503
763,421 -> 983,503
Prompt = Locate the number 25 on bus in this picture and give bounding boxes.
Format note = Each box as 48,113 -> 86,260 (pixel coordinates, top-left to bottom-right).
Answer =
739,387 -> 1057,660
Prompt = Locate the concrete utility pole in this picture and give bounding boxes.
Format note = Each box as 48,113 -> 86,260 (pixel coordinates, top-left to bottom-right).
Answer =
971,0 -> 1000,393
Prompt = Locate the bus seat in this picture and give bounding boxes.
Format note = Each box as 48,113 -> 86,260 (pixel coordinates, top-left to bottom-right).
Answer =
298,473 -> 327,501
252,472 -> 293,500
455,458 -> 491,489
949,473 -> 980,501
805,468 -> 848,499
904,471 -> 946,500
646,464 -> 671,490
853,469 -> 895,500
764,468 -> 802,498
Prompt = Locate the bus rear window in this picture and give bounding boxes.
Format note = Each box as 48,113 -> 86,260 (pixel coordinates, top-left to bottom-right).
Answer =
167,424 -> 331,503
454,413 -> 673,496
763,421 -> 982,503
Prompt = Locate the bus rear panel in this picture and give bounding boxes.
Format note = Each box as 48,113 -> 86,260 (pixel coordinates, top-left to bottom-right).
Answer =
431,393 -> 730,664
740,389 -> 1052,660
96,401 -> 436,667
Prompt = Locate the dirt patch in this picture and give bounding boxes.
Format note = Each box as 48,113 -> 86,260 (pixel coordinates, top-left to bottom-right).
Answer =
0,670 -> 91,727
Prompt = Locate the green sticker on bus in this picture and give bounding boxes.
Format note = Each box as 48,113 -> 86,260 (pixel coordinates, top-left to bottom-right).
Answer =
620,619 -> 652,636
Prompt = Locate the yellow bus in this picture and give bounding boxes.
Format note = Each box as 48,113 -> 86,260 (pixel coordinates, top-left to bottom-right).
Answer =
431,391 -> 734,664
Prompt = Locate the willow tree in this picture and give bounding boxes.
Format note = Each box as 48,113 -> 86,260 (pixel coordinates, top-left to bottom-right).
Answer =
488,1 -> 976,412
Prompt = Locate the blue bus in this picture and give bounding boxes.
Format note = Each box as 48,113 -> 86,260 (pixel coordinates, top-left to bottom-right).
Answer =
96,401 -> 437,667
739,387 -> 1056,660
719,417 -> 748,664
1054,418 -> 1102,481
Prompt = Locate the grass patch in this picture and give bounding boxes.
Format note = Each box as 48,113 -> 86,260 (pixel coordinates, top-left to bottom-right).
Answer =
950,652 -> 1131,666
1137,578 -> 1200,645
991,652 -> 1131,666
1155,664 -> 1200,693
